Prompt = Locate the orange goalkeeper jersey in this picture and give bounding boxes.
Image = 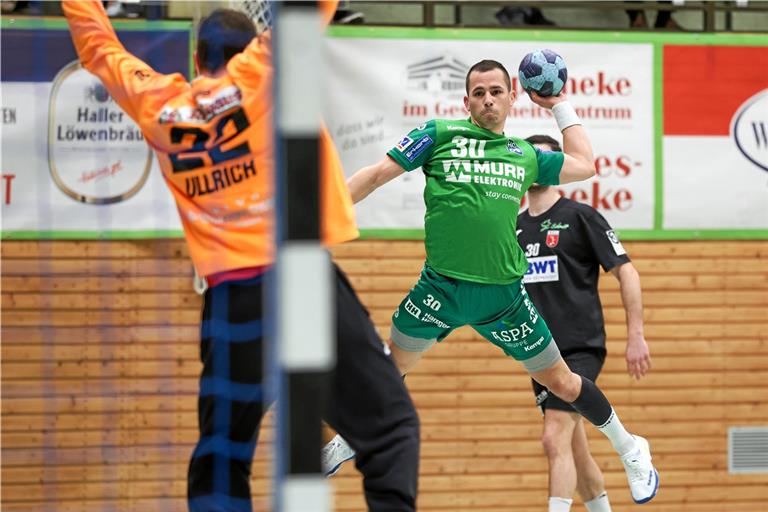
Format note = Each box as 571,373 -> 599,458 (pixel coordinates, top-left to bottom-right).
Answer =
63,0 -> 357,277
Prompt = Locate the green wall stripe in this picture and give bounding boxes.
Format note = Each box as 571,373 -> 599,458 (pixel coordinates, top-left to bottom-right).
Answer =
1,230 -> 185,240
357,229 -> 768,241
653,41 -> 665,231
189,23 -> 195,78
6,228 -> 764,241
357,229 -> 424,240
0,17 -> 190,31
327,26 -> 768,45
616,230 -> 768,240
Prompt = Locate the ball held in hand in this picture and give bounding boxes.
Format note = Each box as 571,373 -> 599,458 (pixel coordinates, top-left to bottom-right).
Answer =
518,49 -> 567,97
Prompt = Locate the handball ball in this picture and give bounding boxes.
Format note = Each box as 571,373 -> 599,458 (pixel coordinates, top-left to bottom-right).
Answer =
518,49 -> 567,97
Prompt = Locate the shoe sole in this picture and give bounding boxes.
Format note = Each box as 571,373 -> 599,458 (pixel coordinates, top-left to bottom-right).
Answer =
633,467 -> 660,504
324,452 -> 355,477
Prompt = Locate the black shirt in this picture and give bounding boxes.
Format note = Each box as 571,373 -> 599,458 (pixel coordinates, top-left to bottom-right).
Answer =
516,197 -> 630,354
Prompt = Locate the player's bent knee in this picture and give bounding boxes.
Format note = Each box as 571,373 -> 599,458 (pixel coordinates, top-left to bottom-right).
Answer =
530,358 -> 582,403
541,370 -> 579,401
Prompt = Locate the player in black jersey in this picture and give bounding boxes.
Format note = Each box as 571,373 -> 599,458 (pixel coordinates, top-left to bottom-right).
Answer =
517,135 -> 652,512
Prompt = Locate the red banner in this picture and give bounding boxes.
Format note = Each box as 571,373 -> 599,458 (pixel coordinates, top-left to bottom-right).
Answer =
664,45 -> 768,136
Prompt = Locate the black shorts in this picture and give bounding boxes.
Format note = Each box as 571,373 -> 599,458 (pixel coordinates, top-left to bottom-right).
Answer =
531,349 -> 606,414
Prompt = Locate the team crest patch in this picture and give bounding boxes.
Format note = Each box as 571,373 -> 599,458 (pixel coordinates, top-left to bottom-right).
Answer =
546,230 -> 560,248
507,139 -> 523,155
396,136 -> 414,152
606,229 -> 626,256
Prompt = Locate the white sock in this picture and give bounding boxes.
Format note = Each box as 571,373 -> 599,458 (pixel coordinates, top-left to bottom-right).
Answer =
585,491 -> 612,512
548,497 -> 573,512
596,408 -> 636,456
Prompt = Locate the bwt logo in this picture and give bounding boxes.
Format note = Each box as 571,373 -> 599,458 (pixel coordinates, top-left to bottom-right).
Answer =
732,89 -> 768,172
406,55 -> 468,98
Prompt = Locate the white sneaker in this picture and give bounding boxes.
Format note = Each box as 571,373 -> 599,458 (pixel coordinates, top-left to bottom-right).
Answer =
621,435 -> 659,504
321,434 -> 356,477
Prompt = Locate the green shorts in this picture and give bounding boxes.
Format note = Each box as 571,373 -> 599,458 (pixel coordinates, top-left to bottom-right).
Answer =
391,264 -> 560,372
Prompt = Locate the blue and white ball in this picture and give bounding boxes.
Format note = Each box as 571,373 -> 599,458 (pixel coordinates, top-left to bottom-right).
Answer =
518,49 -> 567,97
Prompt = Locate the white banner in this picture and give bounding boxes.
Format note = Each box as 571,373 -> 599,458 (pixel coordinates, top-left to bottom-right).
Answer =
661,45 -> 768,230
324,37 -> 655,231
1,25 -> 190,236
1,73 -> 181,234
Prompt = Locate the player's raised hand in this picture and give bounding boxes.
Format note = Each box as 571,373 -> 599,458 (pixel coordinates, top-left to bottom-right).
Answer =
625,335 -> 651,380
528,89 -> 568,110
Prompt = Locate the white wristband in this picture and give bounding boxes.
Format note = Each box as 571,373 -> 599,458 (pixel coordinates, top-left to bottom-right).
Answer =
552,101 -> 581,132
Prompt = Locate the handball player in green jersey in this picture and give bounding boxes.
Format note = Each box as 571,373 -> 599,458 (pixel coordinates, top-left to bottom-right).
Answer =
322,59 -> 658,505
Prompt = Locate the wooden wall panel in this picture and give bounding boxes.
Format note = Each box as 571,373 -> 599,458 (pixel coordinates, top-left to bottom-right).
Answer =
2,239 -> 767,511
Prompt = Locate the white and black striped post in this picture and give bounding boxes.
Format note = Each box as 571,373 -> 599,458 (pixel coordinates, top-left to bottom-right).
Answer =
274,2 -> 333,512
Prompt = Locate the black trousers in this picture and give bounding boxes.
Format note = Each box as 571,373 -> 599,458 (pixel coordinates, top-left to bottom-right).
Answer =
188,264 -> 420,511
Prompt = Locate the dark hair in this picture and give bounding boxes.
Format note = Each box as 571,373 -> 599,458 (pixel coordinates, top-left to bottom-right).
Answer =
197,9 -> 257,73
465,59 -> 511,94
525,134 -> 562,152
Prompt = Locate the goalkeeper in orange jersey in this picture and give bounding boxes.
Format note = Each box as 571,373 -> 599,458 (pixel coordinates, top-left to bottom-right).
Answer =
63,2 -> 419,510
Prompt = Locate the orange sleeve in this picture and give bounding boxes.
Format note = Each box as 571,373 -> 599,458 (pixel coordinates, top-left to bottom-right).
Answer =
320,0 -> 340,27
320,123 -> 359,246
62,0 -> 187,129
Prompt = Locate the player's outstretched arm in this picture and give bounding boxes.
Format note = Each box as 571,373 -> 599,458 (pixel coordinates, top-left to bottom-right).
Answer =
610,262 -> 651,380
529,91 -> 596,184
62,0 -> 185,125
346,156 -> 405,204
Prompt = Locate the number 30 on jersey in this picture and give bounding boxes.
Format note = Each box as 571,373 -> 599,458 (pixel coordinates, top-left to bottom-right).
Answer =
450,136 -> 486,158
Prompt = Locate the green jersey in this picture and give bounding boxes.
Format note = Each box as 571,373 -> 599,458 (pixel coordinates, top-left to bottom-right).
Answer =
387,118 -> 563,284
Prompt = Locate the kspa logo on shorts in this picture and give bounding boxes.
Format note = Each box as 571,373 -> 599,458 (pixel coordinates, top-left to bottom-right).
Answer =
48,61 -> 152,204
731,89 -> 768,172
405,55 -> 467,99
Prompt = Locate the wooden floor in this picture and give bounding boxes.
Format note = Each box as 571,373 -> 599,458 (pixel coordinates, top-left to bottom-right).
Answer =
2,239 -> 767,511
